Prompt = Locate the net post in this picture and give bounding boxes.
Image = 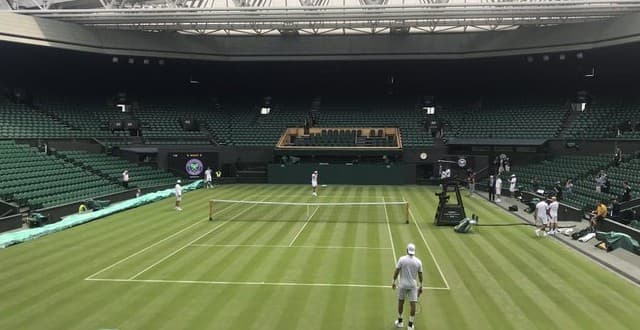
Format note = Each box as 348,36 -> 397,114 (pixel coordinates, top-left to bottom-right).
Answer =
209,200 -> 213,221
406,202 -> 410,224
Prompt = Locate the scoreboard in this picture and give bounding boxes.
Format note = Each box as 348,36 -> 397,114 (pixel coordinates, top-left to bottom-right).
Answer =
168,152 -> 219,179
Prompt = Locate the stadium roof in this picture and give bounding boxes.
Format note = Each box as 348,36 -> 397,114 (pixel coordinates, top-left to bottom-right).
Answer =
6,0 -> 640,36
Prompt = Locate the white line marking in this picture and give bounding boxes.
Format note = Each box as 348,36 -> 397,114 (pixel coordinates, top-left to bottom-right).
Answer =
407,202 -> 451,290
288,205 -> 319,247
85,201 -> 242,280
189,244 -> 392,250
85,277 -> 449,290
383,197 -> 398,264
128,199 -> 269,280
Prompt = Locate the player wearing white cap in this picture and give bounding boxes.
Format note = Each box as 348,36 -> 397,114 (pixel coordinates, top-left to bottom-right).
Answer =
175,179 -> 183,211
311,171 -> 319,196
392,243 -> 423,330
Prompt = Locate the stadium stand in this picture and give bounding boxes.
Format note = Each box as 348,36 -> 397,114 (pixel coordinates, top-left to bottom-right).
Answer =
0,140 -> 125,209
562,96 -> 640,140
57,150 -> 179,189
439,96 -> 566,140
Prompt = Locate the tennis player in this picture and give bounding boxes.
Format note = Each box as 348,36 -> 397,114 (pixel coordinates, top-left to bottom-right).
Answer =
534,198 -> 549,237
392,243 -> 423,330
548,196 -> 559,235
175,179 -> 183,211
311,170 -> 318,196
204,167 -> 213,189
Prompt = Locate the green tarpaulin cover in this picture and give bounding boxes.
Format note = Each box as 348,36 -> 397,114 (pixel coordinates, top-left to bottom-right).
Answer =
0,180 -> 202,248
595,231 -> 640,255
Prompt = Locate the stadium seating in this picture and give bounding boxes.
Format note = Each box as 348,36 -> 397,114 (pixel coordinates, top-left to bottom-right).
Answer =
0,140 -> 125,209
562,97 -> 640,139
438,96 -> 566,140
57,150 -> 180,189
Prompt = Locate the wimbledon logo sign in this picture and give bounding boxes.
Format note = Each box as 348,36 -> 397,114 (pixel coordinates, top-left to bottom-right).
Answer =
185,158 -> 204,176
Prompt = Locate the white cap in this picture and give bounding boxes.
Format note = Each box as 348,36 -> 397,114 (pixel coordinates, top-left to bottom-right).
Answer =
314,170 -> 318,174
407,243 -> 416,255
511,174 -> 516,177
177,179 -> 181,184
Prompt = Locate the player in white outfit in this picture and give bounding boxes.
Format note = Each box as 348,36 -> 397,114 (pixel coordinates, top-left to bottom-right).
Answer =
204,167 -> 213,189
509,174 -> 517,198
392,243 -> 423,330
534,199 -> 549,236
495,176 -> 503,203
175,180 -> 183,211
548,196 -> 560,235
311,171 -> 319,196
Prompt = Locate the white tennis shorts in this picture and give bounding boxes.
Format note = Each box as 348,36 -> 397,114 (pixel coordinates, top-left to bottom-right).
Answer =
549,215 -> 558,223
398,287 -> 419,302
537,215 -> 548,225
176,196 -> 182,202
311,182 -> 318,188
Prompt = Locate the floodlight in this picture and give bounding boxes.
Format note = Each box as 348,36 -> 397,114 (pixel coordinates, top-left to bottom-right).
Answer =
542,55 -> 550,62
576,52 -> 584,60
559,54 -> 566,61
260,107 -> 271,115
143,59 -> 150,65
112,57 -> 119,64
128,58 -> 135,64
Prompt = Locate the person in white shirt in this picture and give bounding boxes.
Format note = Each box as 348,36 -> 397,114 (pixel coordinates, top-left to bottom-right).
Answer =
509,174 -> 517,198
122,170 -> 130,188
495,176 -> 503,203
204,167 -> 213,189
548,196 -> 560,235
311,171 -> 319,196
392,243 -> 423,330
534,199 -> 549,237
175,180 -> 183,211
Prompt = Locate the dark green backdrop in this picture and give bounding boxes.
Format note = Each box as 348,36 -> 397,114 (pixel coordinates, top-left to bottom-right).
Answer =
268,164 -> 414,185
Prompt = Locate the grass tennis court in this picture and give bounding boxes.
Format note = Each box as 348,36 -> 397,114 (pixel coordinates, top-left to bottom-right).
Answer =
1,184 -> 640,330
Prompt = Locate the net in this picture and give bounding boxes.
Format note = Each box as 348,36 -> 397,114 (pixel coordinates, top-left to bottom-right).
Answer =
209,199 -> 409,224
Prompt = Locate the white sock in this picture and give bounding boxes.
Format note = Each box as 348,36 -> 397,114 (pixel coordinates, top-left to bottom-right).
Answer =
409,316 -> 415,323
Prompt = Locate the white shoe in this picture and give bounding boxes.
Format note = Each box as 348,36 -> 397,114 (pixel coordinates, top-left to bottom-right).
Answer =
394,320 -> 404,328
176,207 -> 183,211
408,325 -> 415,330
312,192 -> 317,196
495,199 -> 501,203
535,229 -> 540,237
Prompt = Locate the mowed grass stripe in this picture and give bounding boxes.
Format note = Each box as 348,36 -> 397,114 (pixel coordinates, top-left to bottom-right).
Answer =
461,192 -> 640,328
469,195 -> 640,312
0,187 -> 217,316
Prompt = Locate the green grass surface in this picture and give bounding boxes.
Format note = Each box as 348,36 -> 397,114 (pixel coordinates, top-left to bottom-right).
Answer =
1,184 -> 640,330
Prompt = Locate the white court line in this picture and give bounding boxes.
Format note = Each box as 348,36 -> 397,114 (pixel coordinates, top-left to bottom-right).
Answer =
85,277 -> 449,290
383,197 -> 398,264
288,205 -> 319,247
406,200 -> 451,290
189,244 -> 392,250
84,200 -> 243,280
128,198 -> 270,280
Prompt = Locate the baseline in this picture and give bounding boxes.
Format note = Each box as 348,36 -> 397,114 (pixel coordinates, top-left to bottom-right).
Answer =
189,243 -> 391,250
84,277 -> 450,290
